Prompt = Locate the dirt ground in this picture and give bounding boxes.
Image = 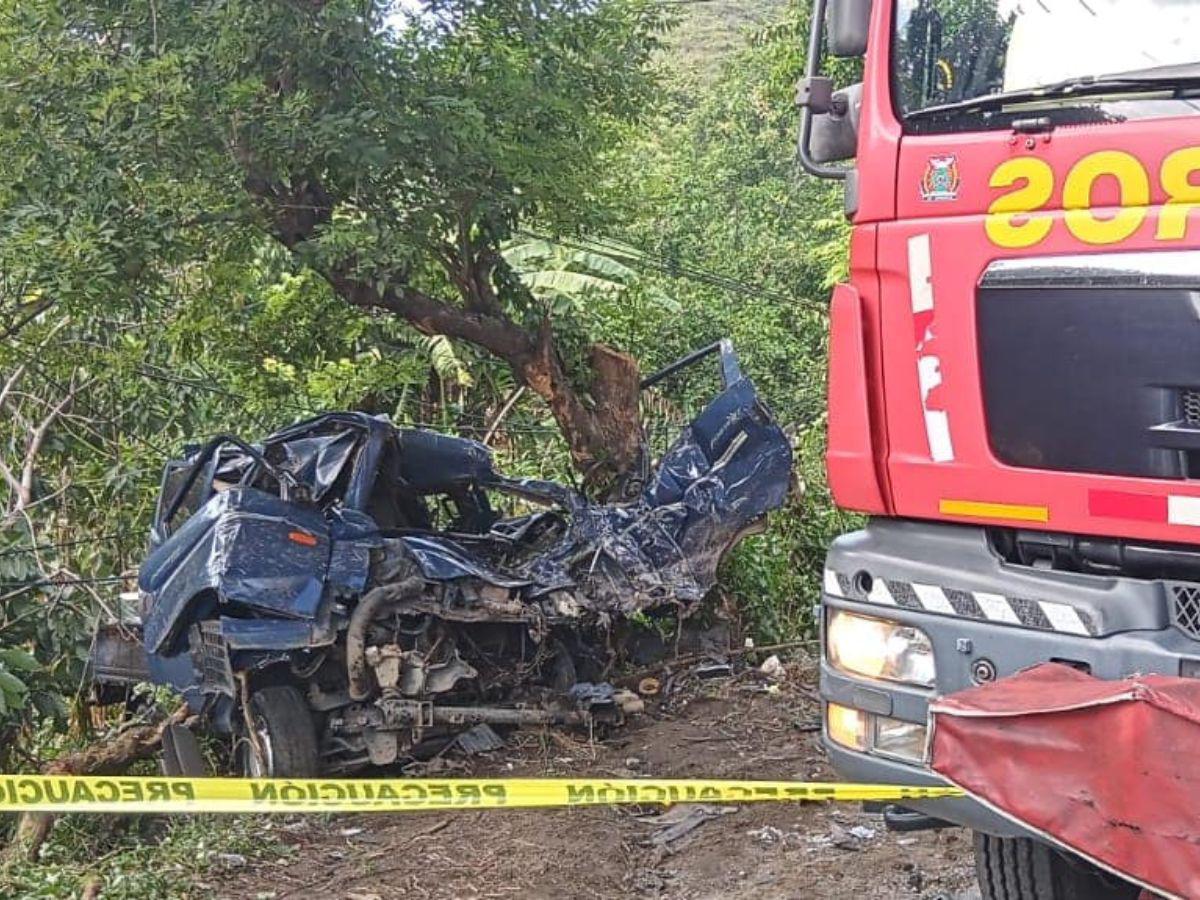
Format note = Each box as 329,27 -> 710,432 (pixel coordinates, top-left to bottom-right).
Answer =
215,655 -> 976,900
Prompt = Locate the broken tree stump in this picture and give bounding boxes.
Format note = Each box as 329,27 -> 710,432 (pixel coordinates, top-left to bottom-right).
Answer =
2,704 -> 190,864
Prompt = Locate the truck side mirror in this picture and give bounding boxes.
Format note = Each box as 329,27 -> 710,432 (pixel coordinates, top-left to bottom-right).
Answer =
828,0 -> 872,58
796,0 -> 863,180
810,82 -> 862,164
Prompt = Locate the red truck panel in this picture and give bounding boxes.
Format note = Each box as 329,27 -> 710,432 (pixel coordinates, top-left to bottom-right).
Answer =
931,662 -> 1200,899
828,225 -> 892,514
874,119 -> 1200,545
842,7 -> 1200,546
826,282 -> 887,514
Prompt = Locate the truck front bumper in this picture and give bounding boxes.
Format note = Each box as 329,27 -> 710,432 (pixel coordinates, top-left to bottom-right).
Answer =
820,518 -> 1200,837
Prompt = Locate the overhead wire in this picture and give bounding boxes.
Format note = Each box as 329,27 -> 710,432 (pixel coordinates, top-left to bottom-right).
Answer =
122,365 -> 559,436
0,533 -> 135,559
582,232 -> 825,311
0,575 -> 129,590
5,336 -> 172,457
517,229 -> 829,313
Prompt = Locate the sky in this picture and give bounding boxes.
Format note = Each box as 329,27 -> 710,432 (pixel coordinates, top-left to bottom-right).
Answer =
387,0 -> 428,22
1000,0 -> 1200,89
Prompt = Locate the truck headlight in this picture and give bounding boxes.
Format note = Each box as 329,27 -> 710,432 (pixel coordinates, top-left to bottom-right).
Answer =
826,610 -> 935,688
873,715 -> 928,762
827,703 -> 928,764
826,702 -> 869,751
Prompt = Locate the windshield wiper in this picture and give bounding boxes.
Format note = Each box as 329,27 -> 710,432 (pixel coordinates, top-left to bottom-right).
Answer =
908,71 -> 1200,122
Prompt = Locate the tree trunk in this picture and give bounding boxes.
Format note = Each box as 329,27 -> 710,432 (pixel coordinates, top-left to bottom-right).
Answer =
519,338 -> 644,495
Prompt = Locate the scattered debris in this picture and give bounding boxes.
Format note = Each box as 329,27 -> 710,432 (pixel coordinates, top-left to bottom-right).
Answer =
759,655 -> 785,681
453,723 -> 505,756
637,677 -> 662,696
209,654 -> 979,900
749,825 -> 802,849
400,756 -> 469,777
638,804 -> 738,853
827,823 -> 877,850
694,662 -> 734,680
614,689 -> 645,715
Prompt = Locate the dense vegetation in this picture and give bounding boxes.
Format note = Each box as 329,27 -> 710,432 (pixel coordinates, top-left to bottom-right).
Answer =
0,2 -> 852,888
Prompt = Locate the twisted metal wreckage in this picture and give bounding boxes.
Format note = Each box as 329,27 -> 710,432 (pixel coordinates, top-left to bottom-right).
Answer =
92,342 -> 792,776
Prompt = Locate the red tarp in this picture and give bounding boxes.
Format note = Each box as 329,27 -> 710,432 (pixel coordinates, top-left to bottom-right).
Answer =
929,662 -> 1200,900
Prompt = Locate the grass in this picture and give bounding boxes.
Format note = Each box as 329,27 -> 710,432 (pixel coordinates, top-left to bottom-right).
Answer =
0,814 -> 291,899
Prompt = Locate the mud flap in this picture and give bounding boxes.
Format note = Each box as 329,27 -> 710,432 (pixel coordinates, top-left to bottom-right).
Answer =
161,723 -> 207,778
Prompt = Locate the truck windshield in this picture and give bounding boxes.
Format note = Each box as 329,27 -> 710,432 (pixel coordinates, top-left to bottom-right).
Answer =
893,0 -> 1200,128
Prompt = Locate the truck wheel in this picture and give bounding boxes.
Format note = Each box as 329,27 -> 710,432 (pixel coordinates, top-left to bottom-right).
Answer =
974,832 -> 1140,900
237,685 -> 320,778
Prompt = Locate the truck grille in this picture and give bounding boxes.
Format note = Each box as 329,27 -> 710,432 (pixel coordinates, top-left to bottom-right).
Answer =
1183,389 -> 1200,427
1170,583 -> 1200,640
190,621 -> 235,696
977,265 -> 1200,479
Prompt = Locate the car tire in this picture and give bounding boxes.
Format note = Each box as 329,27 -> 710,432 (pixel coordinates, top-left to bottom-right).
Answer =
238,685 -> 320,778
974,832 -> 1141,900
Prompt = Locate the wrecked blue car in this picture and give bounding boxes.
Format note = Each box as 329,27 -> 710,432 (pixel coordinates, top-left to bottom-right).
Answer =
93,342 -> 791,776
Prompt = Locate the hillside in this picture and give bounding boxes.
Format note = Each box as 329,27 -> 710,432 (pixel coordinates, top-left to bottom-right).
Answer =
664,0 -> 789,87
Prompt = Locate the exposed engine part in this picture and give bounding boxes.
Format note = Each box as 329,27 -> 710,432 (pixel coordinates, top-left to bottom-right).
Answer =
346,573 -> 422,700
365,644 -> 478,697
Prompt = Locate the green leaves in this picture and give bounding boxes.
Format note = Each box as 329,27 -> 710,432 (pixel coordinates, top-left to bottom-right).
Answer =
502,237 -> 639,326
0,666 -> 28,715
424,335 -> 473,389
0,645 -> 38,717
0,647 -> 40,673
600,0 -> 850,640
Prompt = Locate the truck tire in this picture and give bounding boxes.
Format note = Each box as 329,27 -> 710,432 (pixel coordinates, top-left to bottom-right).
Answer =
238,685 -> 320,778
974,833 -> 1140,900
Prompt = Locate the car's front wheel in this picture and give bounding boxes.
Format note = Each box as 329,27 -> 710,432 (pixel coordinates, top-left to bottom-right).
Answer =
974,832 -> 1141,900
236,685 -> 320,778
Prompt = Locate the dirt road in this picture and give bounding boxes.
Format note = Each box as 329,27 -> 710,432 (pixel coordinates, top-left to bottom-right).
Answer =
216,658 -> 975,899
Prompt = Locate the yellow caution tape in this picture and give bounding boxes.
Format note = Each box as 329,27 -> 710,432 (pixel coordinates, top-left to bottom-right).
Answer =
0,775 -> 964,814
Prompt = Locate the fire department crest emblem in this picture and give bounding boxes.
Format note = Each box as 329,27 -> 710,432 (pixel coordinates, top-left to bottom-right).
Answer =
920,155 -> 961,202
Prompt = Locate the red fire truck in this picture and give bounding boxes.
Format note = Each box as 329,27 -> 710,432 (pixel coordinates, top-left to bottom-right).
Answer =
800,1 -> 1200,896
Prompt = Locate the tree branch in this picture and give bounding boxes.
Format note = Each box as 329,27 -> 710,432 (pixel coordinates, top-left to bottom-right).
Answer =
240,170 -> 644,489
0,365 -> 27,504
18,373 -> 92,510
0,366 -> 95,522
1,705 -> 194,865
